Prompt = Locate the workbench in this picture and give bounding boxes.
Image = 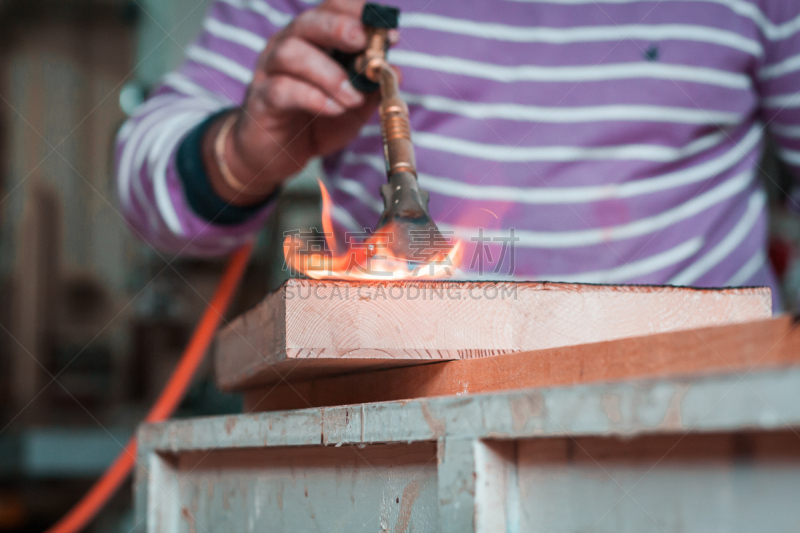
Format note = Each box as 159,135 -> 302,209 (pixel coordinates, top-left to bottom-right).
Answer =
134,312 -> 800,532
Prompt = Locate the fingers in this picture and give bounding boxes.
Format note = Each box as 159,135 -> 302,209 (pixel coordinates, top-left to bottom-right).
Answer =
267,36 -> 364,108
320,0 -> 364,17
256,75 -> 347,116
290,8 -> 365,52
248,0 -> 397,120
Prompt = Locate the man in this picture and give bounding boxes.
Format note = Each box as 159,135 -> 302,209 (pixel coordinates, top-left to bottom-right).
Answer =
116,0 -> 800,308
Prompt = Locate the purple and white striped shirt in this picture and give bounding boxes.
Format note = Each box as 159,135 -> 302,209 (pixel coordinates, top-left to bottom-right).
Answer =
116,0 -> 800,306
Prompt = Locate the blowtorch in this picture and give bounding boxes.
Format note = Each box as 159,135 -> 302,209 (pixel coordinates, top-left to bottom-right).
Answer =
335,2 -> 452,263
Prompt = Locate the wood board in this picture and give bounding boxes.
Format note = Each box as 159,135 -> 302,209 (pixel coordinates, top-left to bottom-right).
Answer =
216,279 -> 772,391
241,315 -> 800,411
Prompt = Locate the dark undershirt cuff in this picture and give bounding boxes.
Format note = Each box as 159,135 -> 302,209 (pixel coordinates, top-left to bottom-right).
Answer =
176,108 -> 278,226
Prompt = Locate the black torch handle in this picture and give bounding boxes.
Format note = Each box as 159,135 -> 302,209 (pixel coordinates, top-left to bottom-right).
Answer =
331,2 -> 399,93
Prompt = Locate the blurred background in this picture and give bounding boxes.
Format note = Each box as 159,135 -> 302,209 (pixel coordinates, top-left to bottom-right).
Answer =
0,0 -> 799,531
0,0 -> 322,530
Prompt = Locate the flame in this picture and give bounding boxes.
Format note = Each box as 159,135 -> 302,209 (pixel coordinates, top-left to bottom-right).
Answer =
284,179 -> 463,281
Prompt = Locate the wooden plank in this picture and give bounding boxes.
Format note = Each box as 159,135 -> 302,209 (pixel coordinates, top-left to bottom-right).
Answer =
241,316 -> 800,412
216,279 -> 772,391
143,367 -> 800,452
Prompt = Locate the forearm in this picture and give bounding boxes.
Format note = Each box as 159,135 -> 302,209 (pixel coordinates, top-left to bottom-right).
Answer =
200,109 -> 305,206
116,102 -> 278,257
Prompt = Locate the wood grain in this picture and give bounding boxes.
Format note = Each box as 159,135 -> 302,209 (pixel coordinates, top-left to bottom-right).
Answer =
216,279 -> 772,391
241,316 -> 800,412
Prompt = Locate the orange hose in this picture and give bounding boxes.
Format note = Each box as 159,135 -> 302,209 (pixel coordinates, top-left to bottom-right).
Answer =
45,243 -> 254,533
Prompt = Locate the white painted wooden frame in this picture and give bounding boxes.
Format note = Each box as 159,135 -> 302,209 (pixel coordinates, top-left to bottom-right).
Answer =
135,368 -> 800,532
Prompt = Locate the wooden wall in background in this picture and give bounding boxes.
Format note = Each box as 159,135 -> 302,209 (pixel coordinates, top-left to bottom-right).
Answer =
0,2 -> 136,419
10,183 -> 60,417
0,3 -> 135,285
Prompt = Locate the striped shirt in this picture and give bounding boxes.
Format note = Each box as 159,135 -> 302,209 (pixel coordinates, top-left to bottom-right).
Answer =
115,0 -> 800,306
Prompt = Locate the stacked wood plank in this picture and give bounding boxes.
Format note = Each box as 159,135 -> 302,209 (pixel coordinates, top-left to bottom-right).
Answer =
216,279 -> 773,396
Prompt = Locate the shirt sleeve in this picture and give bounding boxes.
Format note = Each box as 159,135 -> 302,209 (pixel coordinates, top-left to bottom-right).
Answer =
757,1 -> 800,194
115,0 -> 306,257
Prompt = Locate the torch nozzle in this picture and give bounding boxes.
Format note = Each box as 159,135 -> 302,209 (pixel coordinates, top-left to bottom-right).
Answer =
346,4 -> 452,263
364,63 -> 452,263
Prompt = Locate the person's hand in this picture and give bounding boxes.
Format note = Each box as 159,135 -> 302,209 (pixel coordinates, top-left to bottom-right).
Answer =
203,0 -> 385,205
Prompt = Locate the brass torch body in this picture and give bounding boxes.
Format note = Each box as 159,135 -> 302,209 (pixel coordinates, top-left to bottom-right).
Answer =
355,25 -> 448,259
355,27 -> 417,179
378,65 -> 416,177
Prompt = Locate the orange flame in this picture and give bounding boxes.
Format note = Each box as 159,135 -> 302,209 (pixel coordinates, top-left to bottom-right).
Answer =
284,179 -> 463,281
